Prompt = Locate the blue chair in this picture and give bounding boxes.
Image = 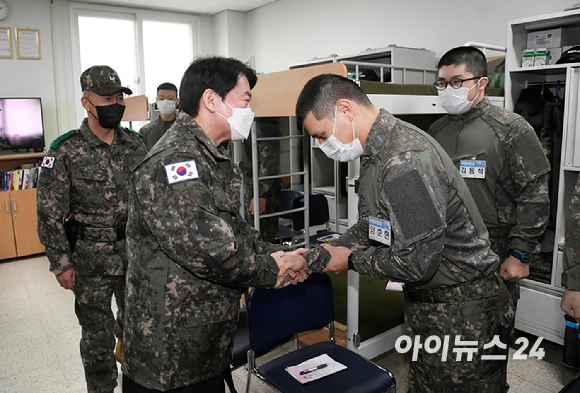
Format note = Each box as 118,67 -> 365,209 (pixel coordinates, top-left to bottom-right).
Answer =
291,194 -> 336,246
225,306 -> 250,393
245,272 -> 396,393
232,307 -> 250,369
276,189 -> 304,241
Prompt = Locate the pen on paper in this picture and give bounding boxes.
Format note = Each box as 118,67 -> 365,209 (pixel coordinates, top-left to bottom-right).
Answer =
299,363 -> 328,375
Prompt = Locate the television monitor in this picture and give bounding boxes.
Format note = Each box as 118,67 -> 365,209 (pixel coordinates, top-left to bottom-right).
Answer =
0,98 -> 45,151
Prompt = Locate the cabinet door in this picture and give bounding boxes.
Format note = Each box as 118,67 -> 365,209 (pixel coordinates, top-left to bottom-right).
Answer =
0,191 -> 17,259
564,67 -> 580,167
10,189 -> 45,257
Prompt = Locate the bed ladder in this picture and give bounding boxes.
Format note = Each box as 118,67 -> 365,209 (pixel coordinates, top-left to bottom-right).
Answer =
245,118 -> 310,250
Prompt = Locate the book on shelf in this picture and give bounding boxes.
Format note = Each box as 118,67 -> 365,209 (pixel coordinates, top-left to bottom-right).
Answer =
1,166 -> 41,191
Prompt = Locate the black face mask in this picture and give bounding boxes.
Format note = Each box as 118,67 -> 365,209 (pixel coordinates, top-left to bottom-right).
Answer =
86,98 -> 126,129
95,103 -> 126,129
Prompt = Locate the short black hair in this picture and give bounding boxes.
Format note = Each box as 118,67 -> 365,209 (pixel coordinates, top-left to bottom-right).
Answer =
179,56 -> 257,117
437,46 -> 487,77
157,82 -> 177,93
296,74 -> 373,127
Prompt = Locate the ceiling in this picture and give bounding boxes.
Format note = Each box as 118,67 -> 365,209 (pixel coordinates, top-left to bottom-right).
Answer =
74,0 -> 278,15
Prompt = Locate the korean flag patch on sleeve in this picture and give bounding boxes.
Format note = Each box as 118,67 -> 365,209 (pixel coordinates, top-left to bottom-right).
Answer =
165,159 -> 199,184
41,156 -> 56,169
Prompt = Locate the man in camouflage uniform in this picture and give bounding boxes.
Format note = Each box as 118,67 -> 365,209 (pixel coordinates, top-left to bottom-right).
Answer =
427,47 -> 550,307
36,65 -> 147,393
562,176 -> 580,330
139,82 -> 179,150
240,117 -> 282,242
293,74 -> 514,392
122,56 -> 305,392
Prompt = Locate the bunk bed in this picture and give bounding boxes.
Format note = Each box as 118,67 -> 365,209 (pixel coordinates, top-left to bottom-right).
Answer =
249,48 -> 507,359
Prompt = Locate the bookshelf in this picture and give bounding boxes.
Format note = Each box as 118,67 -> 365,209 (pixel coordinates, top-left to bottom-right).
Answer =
0,152 -> 45,260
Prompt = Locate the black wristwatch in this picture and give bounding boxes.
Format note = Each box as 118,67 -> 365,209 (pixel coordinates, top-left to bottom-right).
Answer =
510,250 -> 533,264
347,252 -> 355,271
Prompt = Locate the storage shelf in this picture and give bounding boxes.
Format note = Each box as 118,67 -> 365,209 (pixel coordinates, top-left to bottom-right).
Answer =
0,152 -> 45,161
0,152 -> 45,173
508,64 -> 577,74
505,9 -> 580,345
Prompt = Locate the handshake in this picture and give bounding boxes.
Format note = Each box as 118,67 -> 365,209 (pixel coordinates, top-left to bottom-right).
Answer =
269,243 -> 354,288
270,248 -> 310,288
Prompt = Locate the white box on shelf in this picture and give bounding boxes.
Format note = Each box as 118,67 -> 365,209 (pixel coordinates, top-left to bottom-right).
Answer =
533,48 -> 548,66
527,27 -> 580,49
522,49 -> 535,67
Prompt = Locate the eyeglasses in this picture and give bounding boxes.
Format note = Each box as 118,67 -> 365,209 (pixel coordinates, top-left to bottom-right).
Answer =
433,76 -> 482,90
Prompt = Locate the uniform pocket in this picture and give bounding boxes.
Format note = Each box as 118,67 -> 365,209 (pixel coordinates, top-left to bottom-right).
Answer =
180,297 -> 238,328
212,189 -> 238,214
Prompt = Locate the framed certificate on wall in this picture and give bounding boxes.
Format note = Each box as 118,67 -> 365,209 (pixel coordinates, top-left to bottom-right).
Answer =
0,27 -> 12,59
16,28 -> 41,60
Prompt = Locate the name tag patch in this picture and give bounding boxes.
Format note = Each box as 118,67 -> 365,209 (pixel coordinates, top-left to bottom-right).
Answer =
165,159 -> 199,184
369,216 -> 391,246
460,160 -> 486,179
41,156 -> 55,169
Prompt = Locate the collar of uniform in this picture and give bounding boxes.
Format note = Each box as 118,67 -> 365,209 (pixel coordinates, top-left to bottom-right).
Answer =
450,96 -> 492,123
177,112 -> 231,161
162,116 -> 176,125
362,108 -> 396,159
79,118 -> 122,148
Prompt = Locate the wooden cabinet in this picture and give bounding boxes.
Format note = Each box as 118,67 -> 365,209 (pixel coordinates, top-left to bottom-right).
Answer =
0,153 -> 45,260
0,191 -> 18,259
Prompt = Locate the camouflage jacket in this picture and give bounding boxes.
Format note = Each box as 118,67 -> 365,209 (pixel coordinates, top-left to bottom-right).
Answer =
139,116 -> 175,150
122,112 -> 281,390
428,97 -> 550,255
305,109 -> 499,287
36,119 -> 147,276
563,176 -> 580,291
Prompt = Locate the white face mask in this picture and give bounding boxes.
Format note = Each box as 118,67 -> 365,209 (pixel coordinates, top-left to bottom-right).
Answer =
319,107 -> 364,162
438,78 -> 482,115
216,98 -> 255,141
157,100 -> 177,116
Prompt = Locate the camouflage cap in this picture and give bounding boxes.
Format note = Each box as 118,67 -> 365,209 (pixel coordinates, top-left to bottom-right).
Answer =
80,65 -> 133,96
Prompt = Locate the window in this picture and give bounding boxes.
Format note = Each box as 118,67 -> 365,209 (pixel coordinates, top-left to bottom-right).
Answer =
70,3 -> 198,128
78,14 -> 139,94
142,20 -> 194,102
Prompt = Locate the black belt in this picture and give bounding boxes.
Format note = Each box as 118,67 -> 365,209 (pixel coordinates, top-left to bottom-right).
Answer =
80,226 -> 126,242
403,272 -> 501,303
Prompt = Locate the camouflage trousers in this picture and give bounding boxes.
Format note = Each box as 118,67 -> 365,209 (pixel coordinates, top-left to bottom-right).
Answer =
74,275 -> 125,393
243,178 -> 282,243
404,273 -> 514,393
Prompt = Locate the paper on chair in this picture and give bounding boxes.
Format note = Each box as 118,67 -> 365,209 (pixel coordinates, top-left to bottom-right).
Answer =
285,353 -> 347,384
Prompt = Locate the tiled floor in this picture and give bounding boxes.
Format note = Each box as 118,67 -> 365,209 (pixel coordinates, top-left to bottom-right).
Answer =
0,254 -> 578,392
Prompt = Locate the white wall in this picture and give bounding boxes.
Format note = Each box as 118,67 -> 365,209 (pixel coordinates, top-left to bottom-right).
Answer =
0,0 -> 58,149
246,0 -> 577,73
213,10 -> 229,57
212,10 -> 247,61
226,11 -> 247,62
